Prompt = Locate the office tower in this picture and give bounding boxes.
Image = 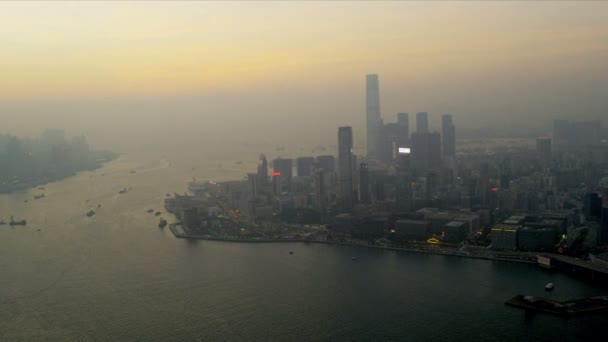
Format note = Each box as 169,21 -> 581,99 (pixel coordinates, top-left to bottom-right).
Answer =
442,114 -> 456,158
247,173 -> 258,217
429,132 -> 442,169
359,162 -> 370,204
296,157 -> 314,177
397,112 -> 409,148
272,158 -> 293,192
536,137 -> 552,164
416,112 -> 429,133
315,155 -> 335,172
366,74 -> 382,159
314,169 -> 327,211
257,154 -> 268,186
411,131 -> 441,173
382,123 -> 400,162
247,173 -> 258,199
338,126 -> 354,210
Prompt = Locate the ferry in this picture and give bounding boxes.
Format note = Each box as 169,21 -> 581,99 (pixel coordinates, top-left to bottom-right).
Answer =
86,207 -> 95,217
158,218 -> 168,228
545,282 -> 554,291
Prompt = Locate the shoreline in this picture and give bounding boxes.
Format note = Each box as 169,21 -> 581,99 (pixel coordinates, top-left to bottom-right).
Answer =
168,224 -> 538,265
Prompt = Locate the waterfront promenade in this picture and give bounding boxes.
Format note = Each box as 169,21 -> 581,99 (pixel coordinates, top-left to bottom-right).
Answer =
169,224 -> 539,264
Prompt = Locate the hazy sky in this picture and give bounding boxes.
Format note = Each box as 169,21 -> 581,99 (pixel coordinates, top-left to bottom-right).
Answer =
1,1 -> 607,151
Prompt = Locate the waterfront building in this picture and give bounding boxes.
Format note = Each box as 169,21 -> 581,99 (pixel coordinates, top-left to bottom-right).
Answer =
416,112 -> 429,134
338,126 -> 354,210
517,227 -> 556,251
443,221 -> 466,243
296,157 -> 314,177
491,224 -> 520,250
394,219 -> 430,241
366,74 -> 383,160
442,114 -> 455,158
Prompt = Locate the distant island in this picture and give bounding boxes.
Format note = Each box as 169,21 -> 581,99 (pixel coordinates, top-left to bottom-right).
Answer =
0,129 -> 118,194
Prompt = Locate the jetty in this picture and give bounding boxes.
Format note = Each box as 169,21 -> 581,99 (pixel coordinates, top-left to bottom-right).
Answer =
505,294 -> 608,316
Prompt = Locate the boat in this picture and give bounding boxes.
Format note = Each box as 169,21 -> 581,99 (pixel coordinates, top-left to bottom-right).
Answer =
0,220 -> 6,225
98,204 -> 102,208
86,207 -> 95,217
154,211 -> 161,216
158,218 -> 168,228
34,194 -> 45,200
165,193 -> 171,197
351,257 -> 358,261
146,209 -> 154,213
289,251 -> 294,255
38,187 -> 45,190
9,216 -> 27,226
119,187 -> 127,194
545,282 -> 554,291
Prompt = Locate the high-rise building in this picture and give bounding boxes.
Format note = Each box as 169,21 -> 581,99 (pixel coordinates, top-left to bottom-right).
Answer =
338,126 -> 354,210
314,169 -> 328,212
366,74 -> 382,159
315,155 -> 335,172
397,112 -> 409,148
441,114 -> 455,158
411,131 -> 441,173
296,157 -> 314,177
416,112 -> 429,133
247,173 -> 258,199
359,162 -> 370,204
257,154 -> 268,186
273,158 -> 293,192
536,137 -> 552,164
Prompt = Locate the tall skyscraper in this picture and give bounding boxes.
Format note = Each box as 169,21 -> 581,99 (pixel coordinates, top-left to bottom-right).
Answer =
314,169 -> 327,212
315,155 -> 335,172
359,162 -> 370,204
338,126 -> 354,210
257,154 -> 268,186
273,158 -> 293,192
366,74 -> 382,159
442,114 -> 456,158
397,112 -> 409,148
411,131 -> 441,173
416,112 -> 429,133
296,157 -> 314,177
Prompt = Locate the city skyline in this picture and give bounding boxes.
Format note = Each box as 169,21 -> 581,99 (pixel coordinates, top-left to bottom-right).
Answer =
1,1 -> 607,151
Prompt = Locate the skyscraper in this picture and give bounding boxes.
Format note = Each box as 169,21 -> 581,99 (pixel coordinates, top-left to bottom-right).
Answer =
366,74 -> 382,159
416,112 -> 429,133
359,162 -> 370,204
257,154 -> 268,187
296,157 -> 314,177
442,114 -> 455,158
338,126 -> 354,210
272,158 -> 293,192
397,112 -> 409,148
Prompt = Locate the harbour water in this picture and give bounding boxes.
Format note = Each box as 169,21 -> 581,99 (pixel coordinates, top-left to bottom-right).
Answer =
1,150 -> 606,341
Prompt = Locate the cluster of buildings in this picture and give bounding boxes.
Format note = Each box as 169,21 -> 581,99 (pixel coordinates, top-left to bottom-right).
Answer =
168,74 -> 608,255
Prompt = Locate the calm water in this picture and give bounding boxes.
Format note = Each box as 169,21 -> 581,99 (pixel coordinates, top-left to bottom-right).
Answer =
1,152 -> 606,341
